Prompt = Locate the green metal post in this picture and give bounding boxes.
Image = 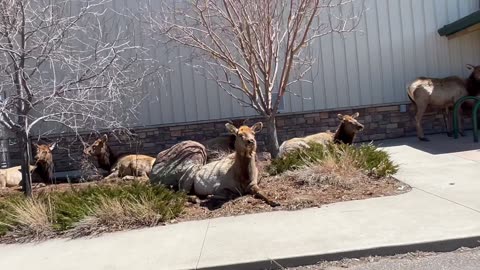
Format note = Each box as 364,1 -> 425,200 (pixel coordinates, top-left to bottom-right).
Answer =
453,96 -> 480,139
473,101 -> 480,143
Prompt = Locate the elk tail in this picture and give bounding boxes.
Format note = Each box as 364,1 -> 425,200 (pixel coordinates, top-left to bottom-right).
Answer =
406,83 -> 416,105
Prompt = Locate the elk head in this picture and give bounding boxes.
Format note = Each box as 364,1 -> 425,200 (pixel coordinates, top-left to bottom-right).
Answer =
337,112 -> 364,134
83,134 -> 109,157
225,122 -> 263,156
466,64 -> 480,81
33,142 -> 56,165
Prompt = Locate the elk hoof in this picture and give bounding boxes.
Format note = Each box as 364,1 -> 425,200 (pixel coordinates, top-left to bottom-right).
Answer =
187,196 -> 200,204
269,201 -> 281,207
418,137 -> 430,142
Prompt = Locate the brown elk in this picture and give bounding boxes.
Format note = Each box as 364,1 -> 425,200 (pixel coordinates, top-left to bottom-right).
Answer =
32,142 -> 56,183
406,64 -> 480,141
278,112 -> 364,158
83,134 -> 155,180
150,122 -> 279,207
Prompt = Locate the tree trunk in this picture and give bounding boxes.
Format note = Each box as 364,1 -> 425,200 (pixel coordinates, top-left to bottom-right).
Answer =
265,116 -> 279,158
19,133 -> 33,197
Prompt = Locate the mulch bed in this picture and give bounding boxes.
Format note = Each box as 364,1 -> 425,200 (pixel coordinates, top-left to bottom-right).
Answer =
178,173 -> 409,222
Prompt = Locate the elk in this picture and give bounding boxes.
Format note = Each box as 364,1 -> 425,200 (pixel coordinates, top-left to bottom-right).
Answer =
83,134 -> 155,180
0,165 -> 37,188
150,122 -> 279,207
406,64 -> 480,141
32,142 -> 57,184
278,112 -> 364,158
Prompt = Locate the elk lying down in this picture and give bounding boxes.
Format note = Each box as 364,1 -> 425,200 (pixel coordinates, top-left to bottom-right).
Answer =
278,112 -> 364,158
0,165 -> 37,188
32,142 -> 56,184
150,123 -> 279,207
83,134 -> 155,181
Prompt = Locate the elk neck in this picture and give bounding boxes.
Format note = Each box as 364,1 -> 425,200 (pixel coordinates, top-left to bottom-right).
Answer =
234,147 -> 256,183
334,122 -> 355,144
98,145 -> 117,171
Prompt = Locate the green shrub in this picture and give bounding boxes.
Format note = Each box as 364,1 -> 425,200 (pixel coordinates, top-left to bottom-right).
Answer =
269,142 -> 398,177
0,182 -> 186,237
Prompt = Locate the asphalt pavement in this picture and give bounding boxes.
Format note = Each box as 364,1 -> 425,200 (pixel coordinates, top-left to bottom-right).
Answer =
289,247 -> 480,270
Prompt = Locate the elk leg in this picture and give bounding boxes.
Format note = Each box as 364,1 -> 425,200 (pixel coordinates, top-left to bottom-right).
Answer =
415,103 -> 428,141
104,171 -> 119,181
444,107 -> 453,137
0,175 -> 5,189
458,106 -> 465,136
250,185 -> 280,207
187,195 -> 201,204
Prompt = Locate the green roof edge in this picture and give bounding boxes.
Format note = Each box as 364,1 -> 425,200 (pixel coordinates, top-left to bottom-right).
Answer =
438,10 -> 480,36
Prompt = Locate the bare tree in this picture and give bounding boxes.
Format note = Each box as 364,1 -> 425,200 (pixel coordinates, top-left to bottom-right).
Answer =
144,0 -> 364,157
0,0 -> 153,196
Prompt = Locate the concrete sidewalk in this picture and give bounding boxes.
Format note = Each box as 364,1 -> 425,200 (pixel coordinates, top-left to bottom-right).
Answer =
1,134 -> 480,270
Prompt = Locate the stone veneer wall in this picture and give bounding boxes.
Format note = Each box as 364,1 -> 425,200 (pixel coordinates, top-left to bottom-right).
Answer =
7,103 -> 471,173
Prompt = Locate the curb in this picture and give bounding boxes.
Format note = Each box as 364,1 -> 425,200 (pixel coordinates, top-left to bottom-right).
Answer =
196,236 -> 480,270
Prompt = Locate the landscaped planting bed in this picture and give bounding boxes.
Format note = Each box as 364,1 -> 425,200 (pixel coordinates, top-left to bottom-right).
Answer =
0,143 -> 409,243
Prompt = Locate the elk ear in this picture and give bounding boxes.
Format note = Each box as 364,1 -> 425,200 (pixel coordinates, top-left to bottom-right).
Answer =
352,112 -> 360,119
250,122 -> 263,133
101,134 -> 108,142
49,142 -> 57,151
466,64 -> 474,70
337,114 -> 344,120
225,123 -> 238,135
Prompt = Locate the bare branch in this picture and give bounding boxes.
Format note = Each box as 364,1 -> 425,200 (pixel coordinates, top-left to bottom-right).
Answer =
143,0 -> 363,117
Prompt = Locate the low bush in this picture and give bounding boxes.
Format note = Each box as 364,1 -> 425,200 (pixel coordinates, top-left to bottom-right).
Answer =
269,142 -> 398,177
0,182 -> 186,240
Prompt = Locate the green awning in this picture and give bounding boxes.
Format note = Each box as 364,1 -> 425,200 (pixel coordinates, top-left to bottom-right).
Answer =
438,10 -> 480,37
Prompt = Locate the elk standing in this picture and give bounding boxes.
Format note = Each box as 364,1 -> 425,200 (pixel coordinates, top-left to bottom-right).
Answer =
406,64 -> 480,141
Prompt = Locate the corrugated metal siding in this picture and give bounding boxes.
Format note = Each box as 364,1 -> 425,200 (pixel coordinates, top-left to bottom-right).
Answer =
131,0 -> 480,126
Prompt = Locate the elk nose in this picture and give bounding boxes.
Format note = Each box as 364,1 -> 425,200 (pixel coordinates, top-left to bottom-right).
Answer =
358,124 -> 364,131
247,139 -> 255,144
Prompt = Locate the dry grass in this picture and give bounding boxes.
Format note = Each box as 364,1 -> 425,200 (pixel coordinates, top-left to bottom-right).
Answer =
1,198 -> 55,242
269,143 -> 398,178
285,160 -> 366,190
67,195 -> 168,238
0,182 -> 185,243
